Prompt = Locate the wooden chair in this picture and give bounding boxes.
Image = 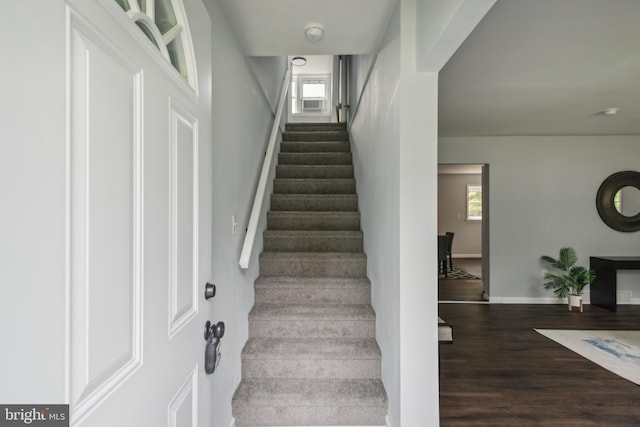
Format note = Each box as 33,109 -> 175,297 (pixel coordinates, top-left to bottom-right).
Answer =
445,231 -> 455,271
438,235 -> 448,278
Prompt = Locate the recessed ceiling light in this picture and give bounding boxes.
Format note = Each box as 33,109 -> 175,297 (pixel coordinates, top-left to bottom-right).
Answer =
601,108 -> 619,116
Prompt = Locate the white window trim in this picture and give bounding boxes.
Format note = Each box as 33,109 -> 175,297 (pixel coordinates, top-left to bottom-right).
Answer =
292,74 -> 332,116
114,0 -> 198,92
466,184 -> 482,221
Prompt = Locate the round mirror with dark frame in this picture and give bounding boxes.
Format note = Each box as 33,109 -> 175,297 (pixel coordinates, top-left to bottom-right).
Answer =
596,170 -> 640,232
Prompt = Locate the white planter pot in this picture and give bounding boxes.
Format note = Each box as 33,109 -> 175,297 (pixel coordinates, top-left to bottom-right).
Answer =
568,294 -> 583,312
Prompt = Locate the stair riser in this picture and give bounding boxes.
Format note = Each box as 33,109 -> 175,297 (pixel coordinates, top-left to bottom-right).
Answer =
249,320 -> 375,339
278,153 -> 353,165
267,212 -> 360,231
232,405 -> 386,427
282,131 -> 349,142
270,195 -> 358,211
259,258 -> 367,277
285,123 -> 347,132
280,141 -> 351,153
254,286 -> 370,305
273,179 -> 356,194
276,165 -> 354,179
263,235 -> 363,252
241,359 -> 381,379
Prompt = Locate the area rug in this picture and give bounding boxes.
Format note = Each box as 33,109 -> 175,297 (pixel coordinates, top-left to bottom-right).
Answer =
438,267 -> 480,280
534,329 -> 640,385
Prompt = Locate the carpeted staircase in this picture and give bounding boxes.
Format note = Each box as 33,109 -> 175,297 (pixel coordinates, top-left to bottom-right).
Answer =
232,123 -> 388,426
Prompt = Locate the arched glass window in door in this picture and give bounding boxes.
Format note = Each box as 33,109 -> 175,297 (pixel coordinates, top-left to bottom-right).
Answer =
115,0 -> 197,91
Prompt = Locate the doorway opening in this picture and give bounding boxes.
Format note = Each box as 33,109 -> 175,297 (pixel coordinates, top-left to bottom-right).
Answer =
438,163 -> 490,302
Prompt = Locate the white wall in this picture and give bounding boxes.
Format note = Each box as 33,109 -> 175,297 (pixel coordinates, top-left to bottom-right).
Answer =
350,8 -> 402,425
438,173 -> 482,256
350,0 -> 440,425
398,0 -> 440,423
247,56 -> 288,113
0,0 -> 67,403
440,135 -> 640,303
204,0 -> 287,424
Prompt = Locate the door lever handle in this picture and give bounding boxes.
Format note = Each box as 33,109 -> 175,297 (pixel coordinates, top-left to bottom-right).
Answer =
204,321 -> 225,374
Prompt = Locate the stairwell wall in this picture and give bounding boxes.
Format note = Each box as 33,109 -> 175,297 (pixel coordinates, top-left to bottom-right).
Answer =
204,0 -> 287,423
349,8 -> 401,425
350,1 -> 442,425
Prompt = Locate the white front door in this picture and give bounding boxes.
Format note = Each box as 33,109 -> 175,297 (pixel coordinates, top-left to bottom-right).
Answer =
66,1 -> 213,425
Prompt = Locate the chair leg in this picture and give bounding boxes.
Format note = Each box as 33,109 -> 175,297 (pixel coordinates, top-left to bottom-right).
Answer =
448,256 -> 453,271
441,260 -> 448,278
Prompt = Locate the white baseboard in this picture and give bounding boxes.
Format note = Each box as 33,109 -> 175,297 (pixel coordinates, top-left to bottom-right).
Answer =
439,299 -> 490,304
452,254 -> 481,258
489,294 -> 639,305
489,297 -> 575,304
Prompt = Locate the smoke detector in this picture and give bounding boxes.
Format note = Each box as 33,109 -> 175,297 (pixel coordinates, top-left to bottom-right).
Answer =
305,25 -> 324,42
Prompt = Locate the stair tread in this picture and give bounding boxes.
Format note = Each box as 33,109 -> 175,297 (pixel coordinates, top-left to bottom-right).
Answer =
242,337 -> 381,360
260,251 -> 366,260
284,130 -> 348,136
280,141 -> 351,153
254,276 -> 371,305
264,230 -> 363,237
280,141 -> 350,145
255,276 -> 371,288
271,193 -> 358,200
270,194 -> 359,211
276,165 -> 354,179
268,210 -> 360,216
278,152 -> 353,165
285,123 -> 347,130
274,178 -> 355,181
232,378 -> 387,407
277,164 -> 353,168
249,303 -> 375,320
273,179 -> 356,195
267,211 -> 360,228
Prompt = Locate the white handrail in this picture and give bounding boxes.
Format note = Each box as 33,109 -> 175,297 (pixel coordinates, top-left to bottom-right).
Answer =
239,69 -> 292,269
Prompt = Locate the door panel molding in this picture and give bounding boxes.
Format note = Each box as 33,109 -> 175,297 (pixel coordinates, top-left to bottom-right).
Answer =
67,9 -> 144,424
168,366 -> 198,427
168,99 -> 199,338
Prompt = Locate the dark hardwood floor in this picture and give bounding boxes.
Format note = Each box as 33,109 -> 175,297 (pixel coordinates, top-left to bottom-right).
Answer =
439,303 -> 640,426
439,258 -> 484,302
439,279 -> 485,302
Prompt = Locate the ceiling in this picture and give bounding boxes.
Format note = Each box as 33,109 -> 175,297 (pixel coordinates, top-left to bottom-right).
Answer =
211,0 -> 640,138
438,164 -> 483,175
214,0 -> 397,56
439,0 -> 640,137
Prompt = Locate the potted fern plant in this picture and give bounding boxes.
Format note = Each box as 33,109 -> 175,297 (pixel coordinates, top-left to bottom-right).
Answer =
540,247 -> 596,312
